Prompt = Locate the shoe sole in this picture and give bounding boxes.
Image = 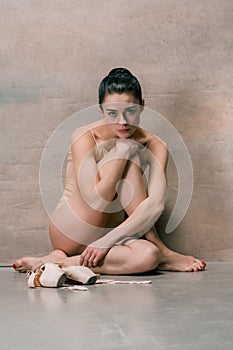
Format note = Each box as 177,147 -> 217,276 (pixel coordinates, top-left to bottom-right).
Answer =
56,273 -> 67,287
85,275 -> 98,285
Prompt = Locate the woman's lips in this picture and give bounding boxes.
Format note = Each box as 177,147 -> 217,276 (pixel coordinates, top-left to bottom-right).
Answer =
118,129 -> 130,133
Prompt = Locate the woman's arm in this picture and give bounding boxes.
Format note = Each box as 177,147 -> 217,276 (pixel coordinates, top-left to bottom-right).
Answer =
92,138 -> 167,246
80,137 -> 168,266
71,128 -> 139,211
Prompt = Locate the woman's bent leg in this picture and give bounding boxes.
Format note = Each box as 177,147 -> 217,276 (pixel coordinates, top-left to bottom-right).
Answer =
13,160 -> 205,273
13,239 -> 161,275
61,239 -> 161,275
13,160 -> 125,272
49,189 -> 115,254
118,161 -> 206,272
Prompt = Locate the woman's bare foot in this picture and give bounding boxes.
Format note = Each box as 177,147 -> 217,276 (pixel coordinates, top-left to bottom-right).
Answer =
158,250 -> 206,272
58,255 -> 81,268
12,249 -> 67,272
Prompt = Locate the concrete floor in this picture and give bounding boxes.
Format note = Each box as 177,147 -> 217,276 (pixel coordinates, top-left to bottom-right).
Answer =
0,262 -> 232,350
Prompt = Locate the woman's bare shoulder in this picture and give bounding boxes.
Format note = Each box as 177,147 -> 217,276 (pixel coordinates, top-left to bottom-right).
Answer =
137,128 -> 168,169
137,127 -> 167,149
71,121 -> 104,145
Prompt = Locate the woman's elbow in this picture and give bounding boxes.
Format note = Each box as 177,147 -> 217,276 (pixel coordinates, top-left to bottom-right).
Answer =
146,202 -> 165,223
157,202 -> 165,215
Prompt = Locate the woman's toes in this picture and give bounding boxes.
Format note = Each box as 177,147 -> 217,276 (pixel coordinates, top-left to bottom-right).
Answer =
194,260 -> 206,271
185,265 -> 194,272
202,261 -> 207,269
12,260 -> 22,271
12,257 -> 35,272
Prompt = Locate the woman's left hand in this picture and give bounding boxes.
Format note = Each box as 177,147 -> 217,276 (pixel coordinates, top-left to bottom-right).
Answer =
80,246 -> 110,268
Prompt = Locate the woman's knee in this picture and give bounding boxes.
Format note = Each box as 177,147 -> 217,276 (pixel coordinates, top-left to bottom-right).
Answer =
49,219 -> 85,256
128,240 -> 161,273
140,243 -> 161,271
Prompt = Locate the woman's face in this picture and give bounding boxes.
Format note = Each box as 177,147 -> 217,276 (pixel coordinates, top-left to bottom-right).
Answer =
101,93 -> 143,138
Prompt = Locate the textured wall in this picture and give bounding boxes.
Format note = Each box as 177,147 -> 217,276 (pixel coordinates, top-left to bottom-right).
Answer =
1,0 -> 232,264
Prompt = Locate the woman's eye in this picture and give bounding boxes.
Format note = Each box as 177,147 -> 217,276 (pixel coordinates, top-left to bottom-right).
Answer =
108,111 -> 117,117
126,109 -> 136,115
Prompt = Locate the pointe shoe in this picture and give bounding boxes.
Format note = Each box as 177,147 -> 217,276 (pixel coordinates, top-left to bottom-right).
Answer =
62,266 -> 99,285
27,263 -> 66,288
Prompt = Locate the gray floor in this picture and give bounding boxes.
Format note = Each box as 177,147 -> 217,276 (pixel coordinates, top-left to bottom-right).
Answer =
0,262 -> 232,350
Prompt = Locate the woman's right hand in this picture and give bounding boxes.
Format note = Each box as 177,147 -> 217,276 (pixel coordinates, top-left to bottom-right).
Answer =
115,139 -> 139,158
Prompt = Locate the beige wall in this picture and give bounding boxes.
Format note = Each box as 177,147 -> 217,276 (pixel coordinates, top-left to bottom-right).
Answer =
1,0 -> 232,264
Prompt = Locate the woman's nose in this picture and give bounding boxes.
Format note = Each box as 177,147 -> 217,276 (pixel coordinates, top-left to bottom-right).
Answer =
118,113 -> 127,124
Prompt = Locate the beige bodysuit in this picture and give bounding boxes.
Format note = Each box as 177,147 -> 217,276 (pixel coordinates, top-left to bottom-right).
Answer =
51,126 -> 166,249
55,127 -> 109,211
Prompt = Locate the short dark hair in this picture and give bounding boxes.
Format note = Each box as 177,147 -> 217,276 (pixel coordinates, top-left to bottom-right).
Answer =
98,68 -> 143,108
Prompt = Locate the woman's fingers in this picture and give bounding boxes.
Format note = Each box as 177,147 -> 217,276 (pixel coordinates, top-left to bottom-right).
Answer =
92,255 -> 101,267
80,249 -> 92,266
87,254 -> 97,268
80,248 -> 99,267
92,248 -> 110,267
87,250 -> 101,268
80,247 -> 110,267
116,139 -> 139,156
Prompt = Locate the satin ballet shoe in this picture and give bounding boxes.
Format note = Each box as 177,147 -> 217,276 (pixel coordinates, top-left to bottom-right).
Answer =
61,266 -> 99,285
27,263 -> 66,288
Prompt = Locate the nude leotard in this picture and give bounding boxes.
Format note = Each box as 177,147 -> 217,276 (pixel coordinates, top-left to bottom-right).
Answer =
55,127 -> 109,211
50,126 -> 164,248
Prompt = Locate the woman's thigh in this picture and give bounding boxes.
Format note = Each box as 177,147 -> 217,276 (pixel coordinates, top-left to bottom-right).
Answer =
49,190 -> 124,255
